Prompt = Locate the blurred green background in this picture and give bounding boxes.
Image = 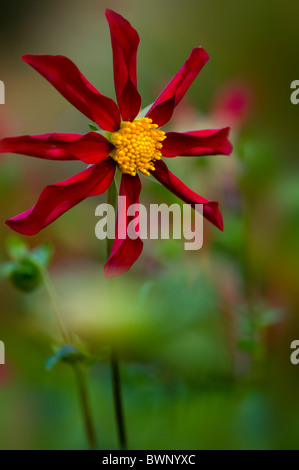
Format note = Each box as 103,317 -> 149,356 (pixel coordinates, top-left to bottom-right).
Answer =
0,0 -> 299,450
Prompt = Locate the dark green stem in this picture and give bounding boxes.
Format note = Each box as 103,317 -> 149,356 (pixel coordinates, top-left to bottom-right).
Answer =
110,349 -> 127,450
107,179 -> 128,450
73,364 -> 98,450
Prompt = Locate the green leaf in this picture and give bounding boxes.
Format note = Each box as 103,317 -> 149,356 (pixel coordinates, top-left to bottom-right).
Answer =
10,260 -> 42,292
45,345 -> 86,370
30,244 -> 54,269
0,261 -> 17,279
6,237 -> 28,261
1,240 -> 54,292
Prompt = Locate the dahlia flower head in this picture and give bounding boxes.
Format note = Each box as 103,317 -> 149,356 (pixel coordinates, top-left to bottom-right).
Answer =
0,9 -> 232,277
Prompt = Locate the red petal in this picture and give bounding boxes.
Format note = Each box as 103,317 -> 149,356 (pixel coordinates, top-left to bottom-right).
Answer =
151,160 -> 223,230
22,55 -> 121,132
104,174 -> 143,278
162,128 -> 232,157
6,158 -> 116,235
0,132 -> 113,164
146,47 -> 209,127
105,9 -> 141,121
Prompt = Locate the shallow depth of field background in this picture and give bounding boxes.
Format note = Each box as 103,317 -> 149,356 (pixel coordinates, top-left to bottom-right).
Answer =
0,0 -> 299,450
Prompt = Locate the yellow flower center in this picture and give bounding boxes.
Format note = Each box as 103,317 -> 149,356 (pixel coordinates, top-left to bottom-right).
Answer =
110,117 -> 166,176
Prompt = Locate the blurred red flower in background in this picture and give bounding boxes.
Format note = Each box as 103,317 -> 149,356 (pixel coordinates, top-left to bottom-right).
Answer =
211,81 -> 253,131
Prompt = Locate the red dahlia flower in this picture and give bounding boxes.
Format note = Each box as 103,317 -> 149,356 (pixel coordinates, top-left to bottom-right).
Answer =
0,9 -> 232,278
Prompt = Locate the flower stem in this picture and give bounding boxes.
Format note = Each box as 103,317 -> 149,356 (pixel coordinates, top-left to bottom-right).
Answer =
73,364 -> 98,450
107,179 -> 128,450
41,268 -> 98,450
42,269 -> 70,344
110,349 -> 127,450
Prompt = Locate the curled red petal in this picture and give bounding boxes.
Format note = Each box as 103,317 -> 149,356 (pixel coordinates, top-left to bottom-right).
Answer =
151,160 -> 223,231
0,132 -> 113,164
6,158 -> 116,236
104,174 -> 143,278
22,55 -> 121,132
146,47 -> 209,127
106,9 -> 141,121
162,127 -> 232,157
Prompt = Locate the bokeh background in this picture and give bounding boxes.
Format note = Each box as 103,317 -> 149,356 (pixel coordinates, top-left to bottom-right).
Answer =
0,0 -> 299,450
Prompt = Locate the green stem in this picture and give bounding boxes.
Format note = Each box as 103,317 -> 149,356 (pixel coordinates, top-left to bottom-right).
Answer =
41,268 -> 98,450
42,269 -> 71,344
73,364 -> 97,451
110,349 -> 127,450
107,179 -> 128,450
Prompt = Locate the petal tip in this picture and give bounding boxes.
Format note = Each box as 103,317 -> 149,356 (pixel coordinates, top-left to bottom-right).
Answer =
222,127 -> 233,155
103,262 -> 129,279
22,54 -> 31,63
211,202 -> 224,231
105,8 -> 113,18
194,46 -> 210,63
105,8 -> 127,24
5,218 -> 25,234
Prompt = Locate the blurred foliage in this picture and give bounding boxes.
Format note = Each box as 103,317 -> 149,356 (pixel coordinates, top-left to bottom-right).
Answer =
1,237 -> 52,292
0,0 -> 299,451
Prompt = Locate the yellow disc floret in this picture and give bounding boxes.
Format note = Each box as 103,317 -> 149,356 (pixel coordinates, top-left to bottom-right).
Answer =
110,117 -> 166,176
